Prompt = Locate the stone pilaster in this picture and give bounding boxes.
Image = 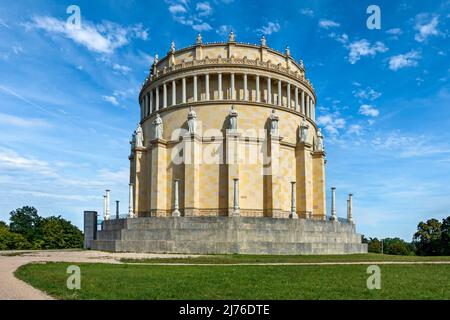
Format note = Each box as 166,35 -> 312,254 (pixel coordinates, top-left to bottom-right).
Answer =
268,135 -> 283,217
133,147 -> 149,217
296,142 -> 313,218
226,131 -> 241,216
183,133 -> 201,216
150,139 -> 168,217
312,150 -> 326,220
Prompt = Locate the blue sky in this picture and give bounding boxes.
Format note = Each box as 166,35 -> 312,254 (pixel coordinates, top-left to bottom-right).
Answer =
0,0 -> 449,240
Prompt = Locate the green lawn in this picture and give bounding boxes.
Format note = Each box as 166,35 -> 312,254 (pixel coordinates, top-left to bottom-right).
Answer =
120,253 -> 450,264
15,262 -> 450,300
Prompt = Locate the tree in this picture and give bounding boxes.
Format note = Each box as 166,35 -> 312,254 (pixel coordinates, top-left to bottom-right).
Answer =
383,238 -> 414,256
413,218 -> 442,256
9,206 -> 43,242
0,224 -> 32,250
367,237 -> 382,253
440,216 -> 450,255
0,220 -> 8,229
40,216 -> 83,249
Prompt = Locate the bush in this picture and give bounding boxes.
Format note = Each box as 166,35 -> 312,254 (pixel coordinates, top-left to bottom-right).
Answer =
0,225 -> 32,250
383,238 -> 415,256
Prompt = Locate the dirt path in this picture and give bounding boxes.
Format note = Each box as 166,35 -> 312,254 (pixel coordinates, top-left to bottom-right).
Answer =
0,250 -> 197,300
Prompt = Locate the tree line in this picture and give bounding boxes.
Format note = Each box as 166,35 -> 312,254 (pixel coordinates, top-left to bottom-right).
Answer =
363,216 -> 450,256
0,206 -> 83,250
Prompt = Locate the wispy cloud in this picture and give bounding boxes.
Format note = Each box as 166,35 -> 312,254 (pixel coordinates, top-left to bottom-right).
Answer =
102,95 -> 119,106
347,39 -> 388,64
414,14 -> 441,42
359,104 -> 380,117
256,22 -> 281,35
166,0 -> 213,32
317,113 -> 346,135
26,15 -> 148,54
0,113 -> 50,127
319,19 -> 340,29
299,8 -> 314,17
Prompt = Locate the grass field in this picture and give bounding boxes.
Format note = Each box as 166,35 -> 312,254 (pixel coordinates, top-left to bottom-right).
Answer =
120,253 -> 450,264
15,261 -> 450,300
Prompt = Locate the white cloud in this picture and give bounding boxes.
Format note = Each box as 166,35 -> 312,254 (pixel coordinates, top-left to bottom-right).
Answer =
192,22 -> 212,32
386,28 -> 402,35
169,4 -> 187,14
196,2 -> 212,16
112,63 -> 132,74
319,19 -> 340,29
317,113 -> 346,135
348,124 -> 363,136
414,14 -> 440,42
353,87 -> 381,101
359,104 -> 380,117
0,147 -> 55,176
102,95 -> 119,106
216,25 -> 233,37
388,50 -> 421,71
347,39 -> 388,64
300,8 -> 314,16
27,15 -> 148,54
256,22 -> 281,35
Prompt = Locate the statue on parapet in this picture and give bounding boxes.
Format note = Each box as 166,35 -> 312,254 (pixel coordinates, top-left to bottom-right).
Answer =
316,128 -> 324,152
135,123 -> 144,148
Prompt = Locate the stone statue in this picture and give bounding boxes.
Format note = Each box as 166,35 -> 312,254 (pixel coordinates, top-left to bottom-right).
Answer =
170,41 -> 175,53
299,116 -> 309,143
154,54 -> 159,64
187,106 -> 197,134
285,46 -> 291,56
299,59 -> 304,69
153,113 -> 163,139
130,132 -> 136,152
261,35 -> 267,46
269,109 -> 279,136
196,33 -> 202,45
229,105 -> 238,131
316,128 -> 324,151
228,31 -> 235,42
135,123 -> 144,148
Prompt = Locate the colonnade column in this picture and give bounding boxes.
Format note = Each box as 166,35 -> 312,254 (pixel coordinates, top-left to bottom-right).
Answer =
267,77 -> 271,104
287,83 -> 291,109
172,80 -> 176,106
205,74 -> 210,100
193,75 -> 198,102
301,90 -> 305,115
218,73 -> 223,100
155,86 -> 159,111
278,80 -> 282,106
163,83 -> 167,108
306,95 -> 310,117
243,73 -> 248,101
230,73 -> 235,100
150,90 -> 153,114
295,87 -> 299,112
256,75 -> 260,102
182,77 -> 187,103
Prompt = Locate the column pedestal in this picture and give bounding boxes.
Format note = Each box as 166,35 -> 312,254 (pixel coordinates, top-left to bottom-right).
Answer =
183,133 -> 201,216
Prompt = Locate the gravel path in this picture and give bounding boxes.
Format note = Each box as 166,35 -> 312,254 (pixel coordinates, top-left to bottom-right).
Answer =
0,250 -> 197,300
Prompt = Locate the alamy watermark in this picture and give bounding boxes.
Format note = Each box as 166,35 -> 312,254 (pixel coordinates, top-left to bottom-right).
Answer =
366,5 -> 381,30
366,265 -> 381,290
66,5 -> 81,30
66,265 -> 81,290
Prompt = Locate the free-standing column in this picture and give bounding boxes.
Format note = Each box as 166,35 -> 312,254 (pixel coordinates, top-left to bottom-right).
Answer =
256,75 -> 260,102
105,189 -> 110,220
230,73 -> 235,100
205,74 -> 210,100
155,86 -> 160,111
278,80 -> 282,106
163,83 -> 167,108
218,73 -> 223,100
267,77 -> 271,104
289,181 -> 298,219
182,77 -> 186,103
232,178 -> 240,216
128,183 -> 134,218
150,90 -> 153,114
103,195 -> 107,220
347,194 -> 353,223
243,74 -> 248,101
287,83 -> 291,109
115,200 -> 119,219
193,75 -> 198,102
172,179 -> 181,217
172,80 -> 176,106
331,187 -> 338,221
294,87 -> 299,112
